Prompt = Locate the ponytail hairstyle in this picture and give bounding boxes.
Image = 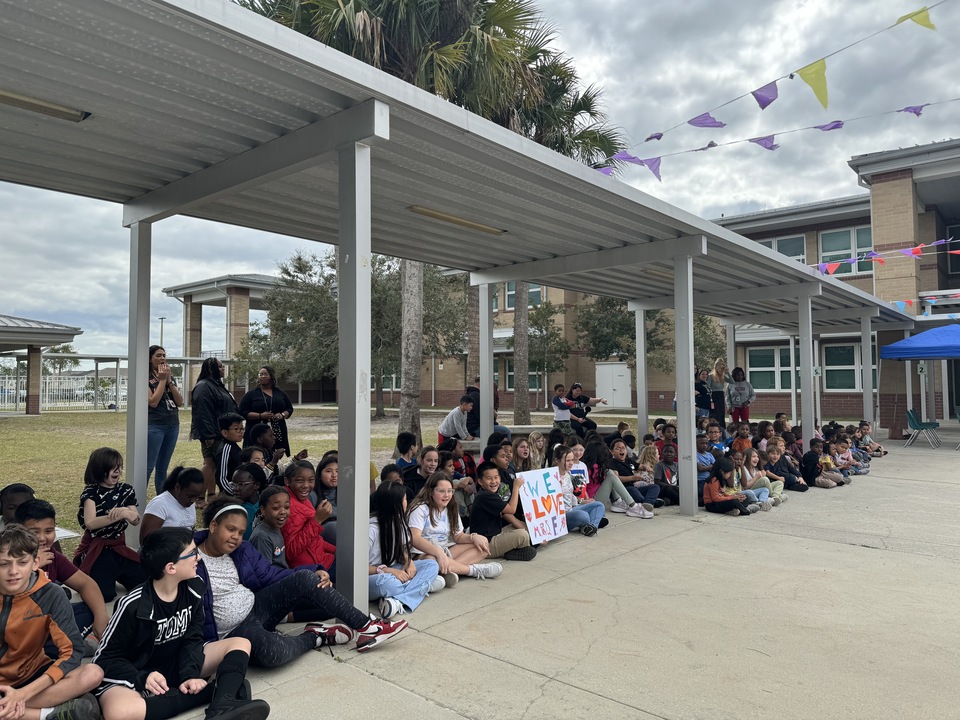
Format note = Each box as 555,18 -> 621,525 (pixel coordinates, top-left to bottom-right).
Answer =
370,481 -> 411,567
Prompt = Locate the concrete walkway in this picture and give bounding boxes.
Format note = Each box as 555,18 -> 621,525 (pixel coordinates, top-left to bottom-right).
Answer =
208,429 -> 959,720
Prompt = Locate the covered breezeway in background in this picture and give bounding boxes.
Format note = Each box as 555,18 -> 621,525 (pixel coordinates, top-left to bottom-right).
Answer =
0,0 -> 913,606
0,315 -> 82,414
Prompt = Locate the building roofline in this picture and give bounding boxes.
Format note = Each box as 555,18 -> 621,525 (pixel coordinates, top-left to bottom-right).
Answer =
849,138 -> 960,185
713,194 -> 871,235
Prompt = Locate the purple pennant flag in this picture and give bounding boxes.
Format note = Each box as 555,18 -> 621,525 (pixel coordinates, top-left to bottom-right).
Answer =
898,104 -> 930,117
749,135 -> 779,151
612,150 -> 645,165
898,248 -> 919,257
817,262 -> 828,275
645,132 -> 663,142
751,81 -> 779,110
932,237 -> 949,245
844,255 -> 860,264
596,166 -> 615,175
641,157 -> 662,181
694,141 -> 718,152
865,250 -> 881,259
814,120 -> 844,131
688,112 -> 726,128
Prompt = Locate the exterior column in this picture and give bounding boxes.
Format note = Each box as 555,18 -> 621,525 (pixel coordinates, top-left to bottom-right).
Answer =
927,357 -> 937,421
725,323 -> 736,368
861,316 -> 874,424
798,296 -> 816,438
335,142 -> 372,607
126,221 -> 152,536
225,287 -> 250,386
674,256 -> 696,516
183,295 -> 202,389
634,310 -> 648,433
788,335 -> 798,425
478,284 -> 494,443
941,359 -> 950,419
25,345 -> 41,415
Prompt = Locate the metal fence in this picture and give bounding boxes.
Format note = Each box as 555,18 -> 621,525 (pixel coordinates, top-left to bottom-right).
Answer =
0,374 -> 128,411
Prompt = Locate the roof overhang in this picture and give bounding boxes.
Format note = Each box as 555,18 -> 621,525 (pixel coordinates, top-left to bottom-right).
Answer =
0,315 -> 82,354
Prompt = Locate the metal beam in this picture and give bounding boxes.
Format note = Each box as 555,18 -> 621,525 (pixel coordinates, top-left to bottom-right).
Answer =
123,99 -> 390,225
470,235 -> 706,286
125,222 -> 151,548
479,284 -> 494,443
635,309 -> 648,433
629,281 -> 821,311
674,255 -> 697,517
735,306 -> 879,327
861,316 -> 875,424
798,296 -> 816,439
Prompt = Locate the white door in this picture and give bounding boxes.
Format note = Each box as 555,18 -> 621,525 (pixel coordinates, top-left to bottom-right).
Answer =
595,362 -> 631,408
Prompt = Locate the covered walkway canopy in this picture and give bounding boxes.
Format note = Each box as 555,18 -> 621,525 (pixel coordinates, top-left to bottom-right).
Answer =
0,315 -> 82,414
0,0 -> 913,604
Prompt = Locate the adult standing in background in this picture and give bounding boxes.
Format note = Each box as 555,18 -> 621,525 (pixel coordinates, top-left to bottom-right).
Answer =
707,358 -> 732,425
694,369 -> 712,419
190,357 -> 238,493
147,345 -> 182,494
238,365 -> 295,457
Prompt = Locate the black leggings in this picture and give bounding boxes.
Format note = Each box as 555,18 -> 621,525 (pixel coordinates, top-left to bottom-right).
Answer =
88,549 -> 146,603
654,483 -> 680,505
705,499 -> 751,515
228,569 -> 369,667
572,416 -> 598,438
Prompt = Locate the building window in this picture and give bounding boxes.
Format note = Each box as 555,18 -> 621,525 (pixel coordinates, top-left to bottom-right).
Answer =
822,343 -> 876,391
820,226 -> 873,275
948,224 -> 960,274
506,359 -> 541,391
746,346 -> 798,391
758,235 -> 805,263
505,282 -> 542,310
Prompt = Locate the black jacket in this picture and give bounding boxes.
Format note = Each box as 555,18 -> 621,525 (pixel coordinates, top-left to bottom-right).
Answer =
190,379 -> 238,441
465,385 -> 480,432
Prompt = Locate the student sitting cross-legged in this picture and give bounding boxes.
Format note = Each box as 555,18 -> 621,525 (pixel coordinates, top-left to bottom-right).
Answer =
469,462 -> 537,562
0,524 -> 103,720
93,526 -> 270,720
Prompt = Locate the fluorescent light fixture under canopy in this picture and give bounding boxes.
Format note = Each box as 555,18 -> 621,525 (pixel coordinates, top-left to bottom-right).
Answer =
408,205 -> 507,235
0,89 -> 91,123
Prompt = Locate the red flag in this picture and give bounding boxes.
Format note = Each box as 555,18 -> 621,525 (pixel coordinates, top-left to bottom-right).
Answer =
870,257 -> 886,265
906,299 -> 914,307
826,262 -> 842,275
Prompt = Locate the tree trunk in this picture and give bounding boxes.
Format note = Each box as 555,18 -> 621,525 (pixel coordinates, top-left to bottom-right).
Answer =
513,282 -> 530,424
398,259 -> 424,445
466,280 -> 480,384
373,368 -> 385,419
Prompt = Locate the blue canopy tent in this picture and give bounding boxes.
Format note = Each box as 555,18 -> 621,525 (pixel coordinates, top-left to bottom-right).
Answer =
879,324 -> 960,360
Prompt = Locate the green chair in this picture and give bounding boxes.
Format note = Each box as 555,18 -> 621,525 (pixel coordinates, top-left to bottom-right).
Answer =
905,408 -> 941,448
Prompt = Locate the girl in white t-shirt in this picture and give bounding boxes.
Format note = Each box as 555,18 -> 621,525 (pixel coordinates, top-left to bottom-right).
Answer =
407,473 -> 502,584
140,465 -> 205,542
369,482 -> 442,619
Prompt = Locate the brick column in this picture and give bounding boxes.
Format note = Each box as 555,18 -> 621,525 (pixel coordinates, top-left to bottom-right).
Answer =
225,287 -> 250,384
183,295 -> 203,388
25,345 -> 42,415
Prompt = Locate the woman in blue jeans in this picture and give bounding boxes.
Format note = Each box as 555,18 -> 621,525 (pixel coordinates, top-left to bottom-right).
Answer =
147,345 -> 182,493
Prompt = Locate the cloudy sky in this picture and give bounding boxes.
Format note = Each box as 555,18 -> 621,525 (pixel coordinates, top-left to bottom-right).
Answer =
2,0 -> 958,358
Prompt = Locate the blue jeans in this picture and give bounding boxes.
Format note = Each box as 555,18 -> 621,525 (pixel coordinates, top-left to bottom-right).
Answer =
626,483 -> 660,505
741,487 -> 769,503
566,501 -> 605,531
368,559 -> 439,612
148,422 -> 180,493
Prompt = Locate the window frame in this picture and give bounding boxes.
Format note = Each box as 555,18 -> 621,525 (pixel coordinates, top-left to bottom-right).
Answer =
947,224 -> 960,274
819,225 -> 873,276
505,282 -> 542,310
757,234 -> 806,264
746,346 -> 796,392
505,358 -> 541,391
821,342 -> 877,392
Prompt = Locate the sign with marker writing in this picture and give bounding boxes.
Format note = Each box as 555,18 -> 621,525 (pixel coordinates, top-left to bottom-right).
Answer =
516,467 -> 568,542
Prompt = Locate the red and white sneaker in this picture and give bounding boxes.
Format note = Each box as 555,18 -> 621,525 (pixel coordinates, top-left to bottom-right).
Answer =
355,615 -> 408,653
305,621 -> 357,652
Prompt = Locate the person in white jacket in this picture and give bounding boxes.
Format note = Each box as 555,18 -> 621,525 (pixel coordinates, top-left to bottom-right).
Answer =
725,367 -> 756,424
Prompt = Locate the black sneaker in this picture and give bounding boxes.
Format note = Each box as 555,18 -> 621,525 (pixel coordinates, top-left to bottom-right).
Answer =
205,699 -> 271,720
598,518 -> 610,529
503,546 -> 537,561
653,498 -> 665,508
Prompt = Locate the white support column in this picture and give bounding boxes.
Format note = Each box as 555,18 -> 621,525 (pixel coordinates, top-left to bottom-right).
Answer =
478,284 -> 494,442
941,359 -> 950,418
673,256 -> 697,516
335,142 -> 372,607
788,335 -> 798,425
860,316 -> 874,424
725,323 -> 736,368
927,357 -> 937,421
813,338 -> 822,426
798,296 -> 816,439
125,222 -> 151,546
635,310 -> 648,433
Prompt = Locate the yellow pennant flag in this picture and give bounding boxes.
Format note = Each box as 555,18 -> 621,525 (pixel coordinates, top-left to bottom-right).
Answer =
896,7 -> 936,30
797,58 -> 828,109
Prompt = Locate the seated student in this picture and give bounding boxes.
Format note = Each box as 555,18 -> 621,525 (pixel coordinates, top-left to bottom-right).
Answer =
438,395 -> 476,443
408,473 -> 503,584
845,425 -> 874,464
654,424 -> 678,456
703,458 -> 755,517
74,447 -> 146,604
196,497 -> 408,664
470,461 -> 536,562
0,525 -> 103,720
739,448 -> 784,504
653,444 -> 681,506
729,423 -> 753,455
510,436 -> 535,474
608,438 -> 661,510
764,444 -> 808,493
555,446 -> 607,536
439,450 -> 473,528
249,486 -> 293,572
94,527 -> 269,720
1,483 -> 36,530
721,458 -> 770,510
403,446 -> 439,502
527,431 -> 547,469
800,438 -> 845,489
369,482 -> 442,619
314,456 -> 339,545
379,464 -> 404,486
695,434 -> 716,505
141,466 -> 205,542
642,433 -> 656,447
832,438 -> 870,476
232,463 -> 268,541
395,432 -> 419,472
239,445 -> 281,487
782,431 -> 804,465
858,421 -> 887,457
580,441 -> 652,518
213,413 -> 245,495
16,499 -> 110,644
281,461 -> 336,577
603,421 -> 630,445
753,420 -> 775,451
651,419 -> 667,440
705,423 -> 728,454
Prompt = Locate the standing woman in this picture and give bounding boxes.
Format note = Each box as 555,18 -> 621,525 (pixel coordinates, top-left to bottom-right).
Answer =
239,365 -> 295,457
147,345 -> 183,494
190,357 -> 238,495
694,369 -> 712,419
706,359 -> 732,425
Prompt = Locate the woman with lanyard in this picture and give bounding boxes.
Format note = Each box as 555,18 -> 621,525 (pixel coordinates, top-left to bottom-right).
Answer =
694,369 -> 712,419
147,345 -> 183,494
566,383 -> 607,438
190,357 -> 239,496
238,365 -> 295,457
706,358 -> 732,425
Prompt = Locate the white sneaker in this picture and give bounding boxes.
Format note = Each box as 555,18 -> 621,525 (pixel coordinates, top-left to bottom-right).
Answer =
470,563 -> 503,579
610,499 -> 629,513
626,504 -> 653,518
759,500 -> 773,511
378,596 -> 405,619
778,494 -> 788,503
746,503 -> 760,514
641,503 -> 655,513
771,496 -> 782,506
429,576 -> 445,593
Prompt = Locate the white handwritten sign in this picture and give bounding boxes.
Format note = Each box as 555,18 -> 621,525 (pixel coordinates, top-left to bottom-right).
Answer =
516,467 -> 568,542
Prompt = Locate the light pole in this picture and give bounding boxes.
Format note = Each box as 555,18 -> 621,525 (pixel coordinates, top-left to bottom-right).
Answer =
158,316 -> 166,347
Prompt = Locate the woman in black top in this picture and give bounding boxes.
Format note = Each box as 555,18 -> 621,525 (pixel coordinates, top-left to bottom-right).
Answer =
190,357 -> 238,493
238,366 -> 295,457
566,383 -> 607,439
694,369 -> 712,418
147,345 -> 183,494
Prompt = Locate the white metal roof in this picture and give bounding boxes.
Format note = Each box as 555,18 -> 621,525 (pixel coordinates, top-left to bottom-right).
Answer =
0,314 -> 82,353
0,0 -> 912,332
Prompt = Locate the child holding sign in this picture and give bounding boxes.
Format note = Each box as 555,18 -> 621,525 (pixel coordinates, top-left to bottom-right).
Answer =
470,462 -> 537,561
554,446 -> 606,536
408,473 -> 503,583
